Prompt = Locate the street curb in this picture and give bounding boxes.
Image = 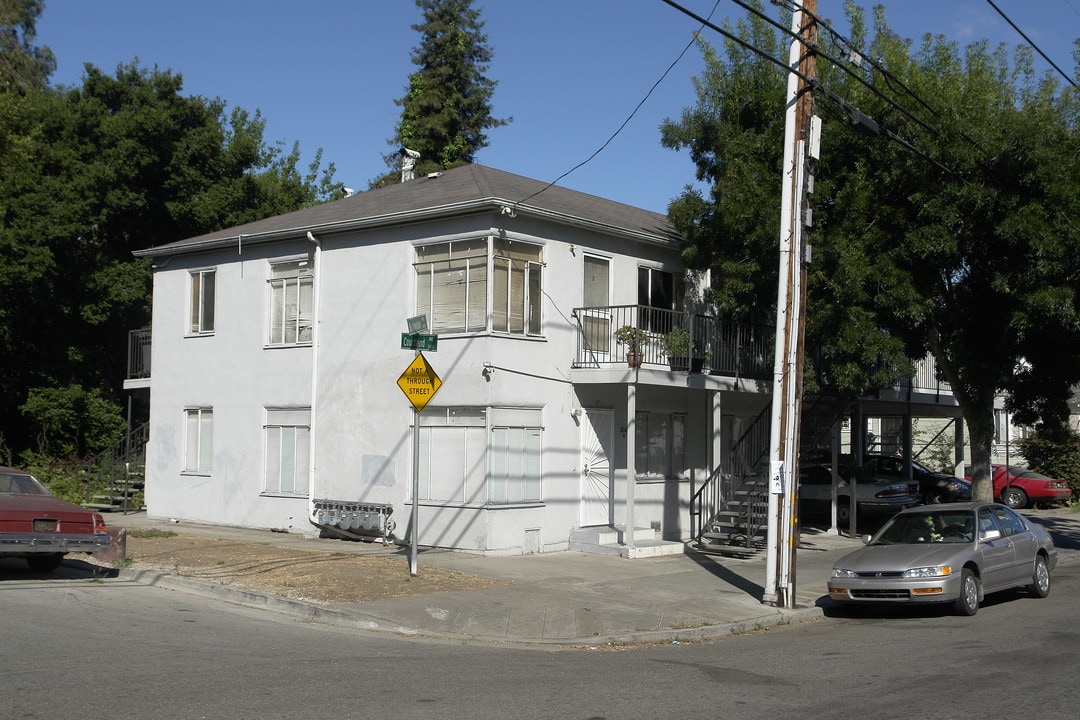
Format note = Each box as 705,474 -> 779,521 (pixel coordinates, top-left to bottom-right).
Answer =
115,566 -> 825,647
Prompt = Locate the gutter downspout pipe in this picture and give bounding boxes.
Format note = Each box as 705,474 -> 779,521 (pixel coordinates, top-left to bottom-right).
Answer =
306,231 -> 322,526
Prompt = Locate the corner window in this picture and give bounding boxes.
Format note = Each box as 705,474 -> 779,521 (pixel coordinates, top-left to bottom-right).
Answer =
415,240 -> 488,334
268,259 -> 313,345
264,408 -> 310,495
489,407 -> 543,503
414,407 -> 543,505
184,407 -> 213,473
417,408 -> 487,502
189,269 -> 215,334
492,239 -> 543,335
414,238 -> 543,335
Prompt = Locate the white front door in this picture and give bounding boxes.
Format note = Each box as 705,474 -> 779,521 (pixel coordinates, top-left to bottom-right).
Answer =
580,408 -> 614,527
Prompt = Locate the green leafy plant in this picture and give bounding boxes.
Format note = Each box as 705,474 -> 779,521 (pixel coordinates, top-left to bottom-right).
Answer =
663,326 -> 691,357
614,325 -> 649,353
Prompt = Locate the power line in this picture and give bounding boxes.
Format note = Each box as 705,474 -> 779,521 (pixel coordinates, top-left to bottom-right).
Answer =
985,0 -> 1078,88
664,0 -> 962,178
511,1 -> 724,209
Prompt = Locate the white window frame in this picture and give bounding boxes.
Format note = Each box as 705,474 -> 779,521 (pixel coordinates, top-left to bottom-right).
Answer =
183,407 -> 213,474
263,408 -> 310,496
268,258 -> 313,346
634,411 -> 686,479
414,407 -> 544,506
188,268 -> 215,335
489,426 -> 542,504
415,238 -> 544,336
416,407 -> 487,503
492,238 -> 543,336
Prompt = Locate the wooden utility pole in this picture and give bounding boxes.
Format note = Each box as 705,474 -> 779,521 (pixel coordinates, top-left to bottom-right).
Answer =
764,0 -> 817,609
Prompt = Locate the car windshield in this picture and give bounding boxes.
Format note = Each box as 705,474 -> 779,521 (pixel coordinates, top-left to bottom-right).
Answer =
870,510 -> 975,545
0,471 -> 51,495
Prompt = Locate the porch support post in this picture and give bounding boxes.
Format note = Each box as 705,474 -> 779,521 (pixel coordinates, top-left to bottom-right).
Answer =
953,416 -> 966,477
710,391 -> 722,476
625,382 -> 637,549
849,402 -> 864,537
903,414 -> 913,490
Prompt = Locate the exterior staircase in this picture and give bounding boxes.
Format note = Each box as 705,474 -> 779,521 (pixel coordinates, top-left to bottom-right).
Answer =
691,406 -> 771,558
691,392 -> 851,559
83,423 -> 148,513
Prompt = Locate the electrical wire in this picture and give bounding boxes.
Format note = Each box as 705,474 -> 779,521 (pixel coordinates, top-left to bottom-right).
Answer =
664,0 -> 962,178
985,0 -> 1078,88
510,1 -> 724,209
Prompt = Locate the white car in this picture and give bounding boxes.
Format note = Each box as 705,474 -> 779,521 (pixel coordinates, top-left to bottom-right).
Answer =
799,461 -> 920,524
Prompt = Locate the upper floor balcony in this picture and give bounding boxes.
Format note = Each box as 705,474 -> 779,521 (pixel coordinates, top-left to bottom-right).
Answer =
123,328 -> 151,390
570,305 -> 773,386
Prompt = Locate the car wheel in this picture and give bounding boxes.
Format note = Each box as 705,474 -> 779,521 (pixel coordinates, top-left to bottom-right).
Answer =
26,553 -> 64,572
1001,487 -> 1028,509
954,569 -> 979,616
923,491 -> 944,505
836,498 -> 852,525
1028,555 -> 1051,598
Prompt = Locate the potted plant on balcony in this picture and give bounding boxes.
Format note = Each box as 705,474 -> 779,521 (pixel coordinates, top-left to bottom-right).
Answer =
614,325 -> 649,367
663,326 -> 692,371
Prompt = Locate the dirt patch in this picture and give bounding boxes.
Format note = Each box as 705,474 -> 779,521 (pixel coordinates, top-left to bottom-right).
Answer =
117,535 -> 507,605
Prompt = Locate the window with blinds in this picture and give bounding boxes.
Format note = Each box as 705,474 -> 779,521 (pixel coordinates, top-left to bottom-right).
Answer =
415,238 -> 543,335
268,259 -> 313,345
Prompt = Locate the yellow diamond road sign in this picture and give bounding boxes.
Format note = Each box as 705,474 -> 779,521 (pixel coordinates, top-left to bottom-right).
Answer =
397,352 -> 442,412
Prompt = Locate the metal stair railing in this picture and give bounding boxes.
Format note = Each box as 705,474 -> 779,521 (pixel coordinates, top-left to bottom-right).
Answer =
83,423 -> 148,513
690,404 -> 771,546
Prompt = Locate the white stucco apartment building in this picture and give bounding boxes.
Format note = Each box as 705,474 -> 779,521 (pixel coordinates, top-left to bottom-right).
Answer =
129,164 -> 782,556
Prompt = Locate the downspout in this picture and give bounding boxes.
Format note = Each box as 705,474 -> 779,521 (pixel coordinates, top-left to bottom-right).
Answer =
306,231 -> 322,524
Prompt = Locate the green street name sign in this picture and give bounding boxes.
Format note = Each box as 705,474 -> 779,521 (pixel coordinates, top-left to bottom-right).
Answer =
400,333 -> 438,351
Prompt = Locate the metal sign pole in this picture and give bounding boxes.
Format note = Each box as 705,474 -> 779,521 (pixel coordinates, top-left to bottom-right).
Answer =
410,406 -> 420,576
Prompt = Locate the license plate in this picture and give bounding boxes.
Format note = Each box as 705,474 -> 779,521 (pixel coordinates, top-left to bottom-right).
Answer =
33,519 -> 58,532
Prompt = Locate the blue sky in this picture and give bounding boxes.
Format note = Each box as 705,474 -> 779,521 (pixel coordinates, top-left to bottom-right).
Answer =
36,1 -> 1078,214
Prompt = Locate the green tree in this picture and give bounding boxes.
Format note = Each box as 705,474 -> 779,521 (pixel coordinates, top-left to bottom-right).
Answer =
0,0 -> 54,93
373,0 -> 510,187
661,1 -> 1080,501
0,59 -> 336,457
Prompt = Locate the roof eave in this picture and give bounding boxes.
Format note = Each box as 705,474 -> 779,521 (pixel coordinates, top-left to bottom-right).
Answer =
134,198 -> 678,259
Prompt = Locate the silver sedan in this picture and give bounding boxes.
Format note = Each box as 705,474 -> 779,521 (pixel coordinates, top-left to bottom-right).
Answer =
827,502 -> 1056,615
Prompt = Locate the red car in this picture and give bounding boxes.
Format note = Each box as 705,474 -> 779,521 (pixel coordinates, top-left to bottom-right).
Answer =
963,464 -> 1073,510
1,466 -> 112,571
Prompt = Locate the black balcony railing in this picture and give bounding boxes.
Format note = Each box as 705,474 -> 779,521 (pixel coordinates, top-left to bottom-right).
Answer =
127,328 -> 151,379
572,305 -> 773,380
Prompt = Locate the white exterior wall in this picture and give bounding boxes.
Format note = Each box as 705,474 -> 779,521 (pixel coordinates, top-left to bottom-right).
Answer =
143,210 -> 694,554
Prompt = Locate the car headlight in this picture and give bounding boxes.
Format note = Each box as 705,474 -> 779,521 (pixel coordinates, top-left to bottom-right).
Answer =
902,565 -> 952,578
831,568 -> 858,578
947,481 -> 965,492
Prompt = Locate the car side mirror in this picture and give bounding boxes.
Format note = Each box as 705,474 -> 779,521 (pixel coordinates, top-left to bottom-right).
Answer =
980,529 -> 1002,542
861,534 -> 873,544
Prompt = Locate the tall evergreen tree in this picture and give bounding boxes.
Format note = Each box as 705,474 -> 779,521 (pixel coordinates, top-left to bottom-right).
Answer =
0,0 -> 54,93
374,0 -> 510,187
661,2 -> 1080,500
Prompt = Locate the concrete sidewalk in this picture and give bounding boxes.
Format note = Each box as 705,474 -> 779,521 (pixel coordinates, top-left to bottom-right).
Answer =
103,508 -> 1080,647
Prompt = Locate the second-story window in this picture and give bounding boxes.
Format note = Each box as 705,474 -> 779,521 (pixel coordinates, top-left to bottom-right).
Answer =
416,239 -> 487,334
415,238 -> 544,335
492,238 -> 542,335
188,269 -> 215,335
638,267 -> 685,333
268,259 -> 313,345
